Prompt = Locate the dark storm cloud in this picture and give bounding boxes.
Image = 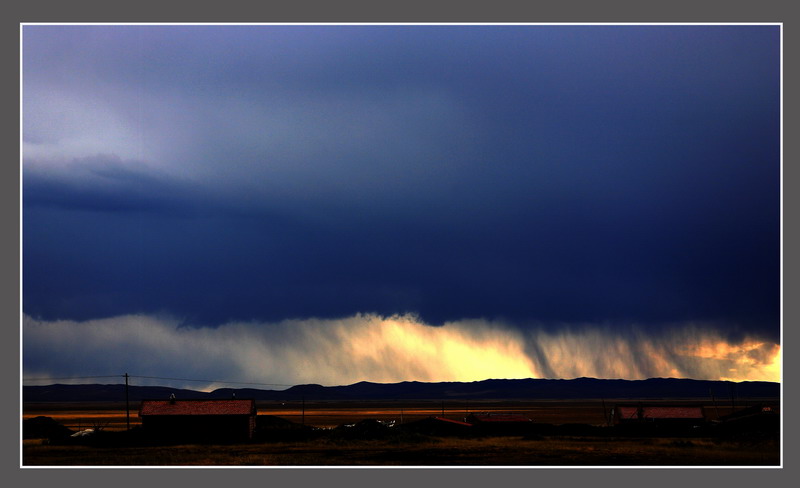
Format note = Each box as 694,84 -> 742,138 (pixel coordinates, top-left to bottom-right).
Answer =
23,156 -> 204,215
22,25 -> 780,341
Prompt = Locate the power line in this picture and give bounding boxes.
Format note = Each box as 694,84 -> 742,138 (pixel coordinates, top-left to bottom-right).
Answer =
22,375 -> 124,382
22,373 -> 297,388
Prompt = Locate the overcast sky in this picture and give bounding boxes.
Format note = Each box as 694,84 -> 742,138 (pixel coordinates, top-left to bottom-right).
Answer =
22,25 -> 781,387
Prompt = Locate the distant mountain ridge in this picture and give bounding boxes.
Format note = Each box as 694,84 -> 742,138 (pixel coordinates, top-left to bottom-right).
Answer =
23,377 -> 779,403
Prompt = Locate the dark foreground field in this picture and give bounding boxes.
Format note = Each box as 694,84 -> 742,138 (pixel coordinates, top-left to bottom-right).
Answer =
22,435 -> 779,466
22,399 -> 780,466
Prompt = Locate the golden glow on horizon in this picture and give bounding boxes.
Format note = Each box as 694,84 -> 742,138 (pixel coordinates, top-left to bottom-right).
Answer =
23,314 -> 780,386
342,316 -> 538,382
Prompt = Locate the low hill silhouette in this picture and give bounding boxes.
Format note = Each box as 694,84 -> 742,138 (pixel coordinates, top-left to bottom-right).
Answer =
23,377 -> 779,403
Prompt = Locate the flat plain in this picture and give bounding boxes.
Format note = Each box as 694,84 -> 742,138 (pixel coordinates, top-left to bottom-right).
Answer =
22,399 -> 780,466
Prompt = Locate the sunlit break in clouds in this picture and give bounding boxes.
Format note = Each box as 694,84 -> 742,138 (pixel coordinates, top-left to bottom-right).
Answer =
23,314 -> 780,389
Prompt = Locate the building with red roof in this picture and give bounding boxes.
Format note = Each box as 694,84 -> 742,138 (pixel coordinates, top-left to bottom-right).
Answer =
612,404 -> 706,428
139,396 -> 257,442
465,412 -> 534,435
466,412 -> 532,424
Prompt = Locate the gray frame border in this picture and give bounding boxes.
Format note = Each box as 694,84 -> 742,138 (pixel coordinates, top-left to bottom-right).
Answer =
5,0 -> 794,486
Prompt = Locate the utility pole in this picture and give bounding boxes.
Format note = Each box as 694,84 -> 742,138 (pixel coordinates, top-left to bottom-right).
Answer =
601,397 -> 608,427
710,387 -> 720,420
124,373 -> 130,431
302,396 -> 305,426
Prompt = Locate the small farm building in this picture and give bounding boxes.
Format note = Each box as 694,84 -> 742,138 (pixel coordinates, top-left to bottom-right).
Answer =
612,404 -> 705,427
720,404 -> 777,423
465,412 -> 533,434
466,412 -> 532,424
718,404 -> 779,433
139,397 -> 257,442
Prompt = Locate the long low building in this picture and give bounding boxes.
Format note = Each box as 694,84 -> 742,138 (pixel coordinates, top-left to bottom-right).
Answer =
612,404 -> 705,427
139,397 -> 257,442
466,412 -> 532,424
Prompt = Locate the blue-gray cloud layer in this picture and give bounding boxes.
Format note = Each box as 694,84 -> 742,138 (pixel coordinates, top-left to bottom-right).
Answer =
23,25 -> 780,340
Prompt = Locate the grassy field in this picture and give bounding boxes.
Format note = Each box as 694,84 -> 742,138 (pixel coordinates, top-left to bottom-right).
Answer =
22,435 -> 779,466
22,399 -> 780,466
